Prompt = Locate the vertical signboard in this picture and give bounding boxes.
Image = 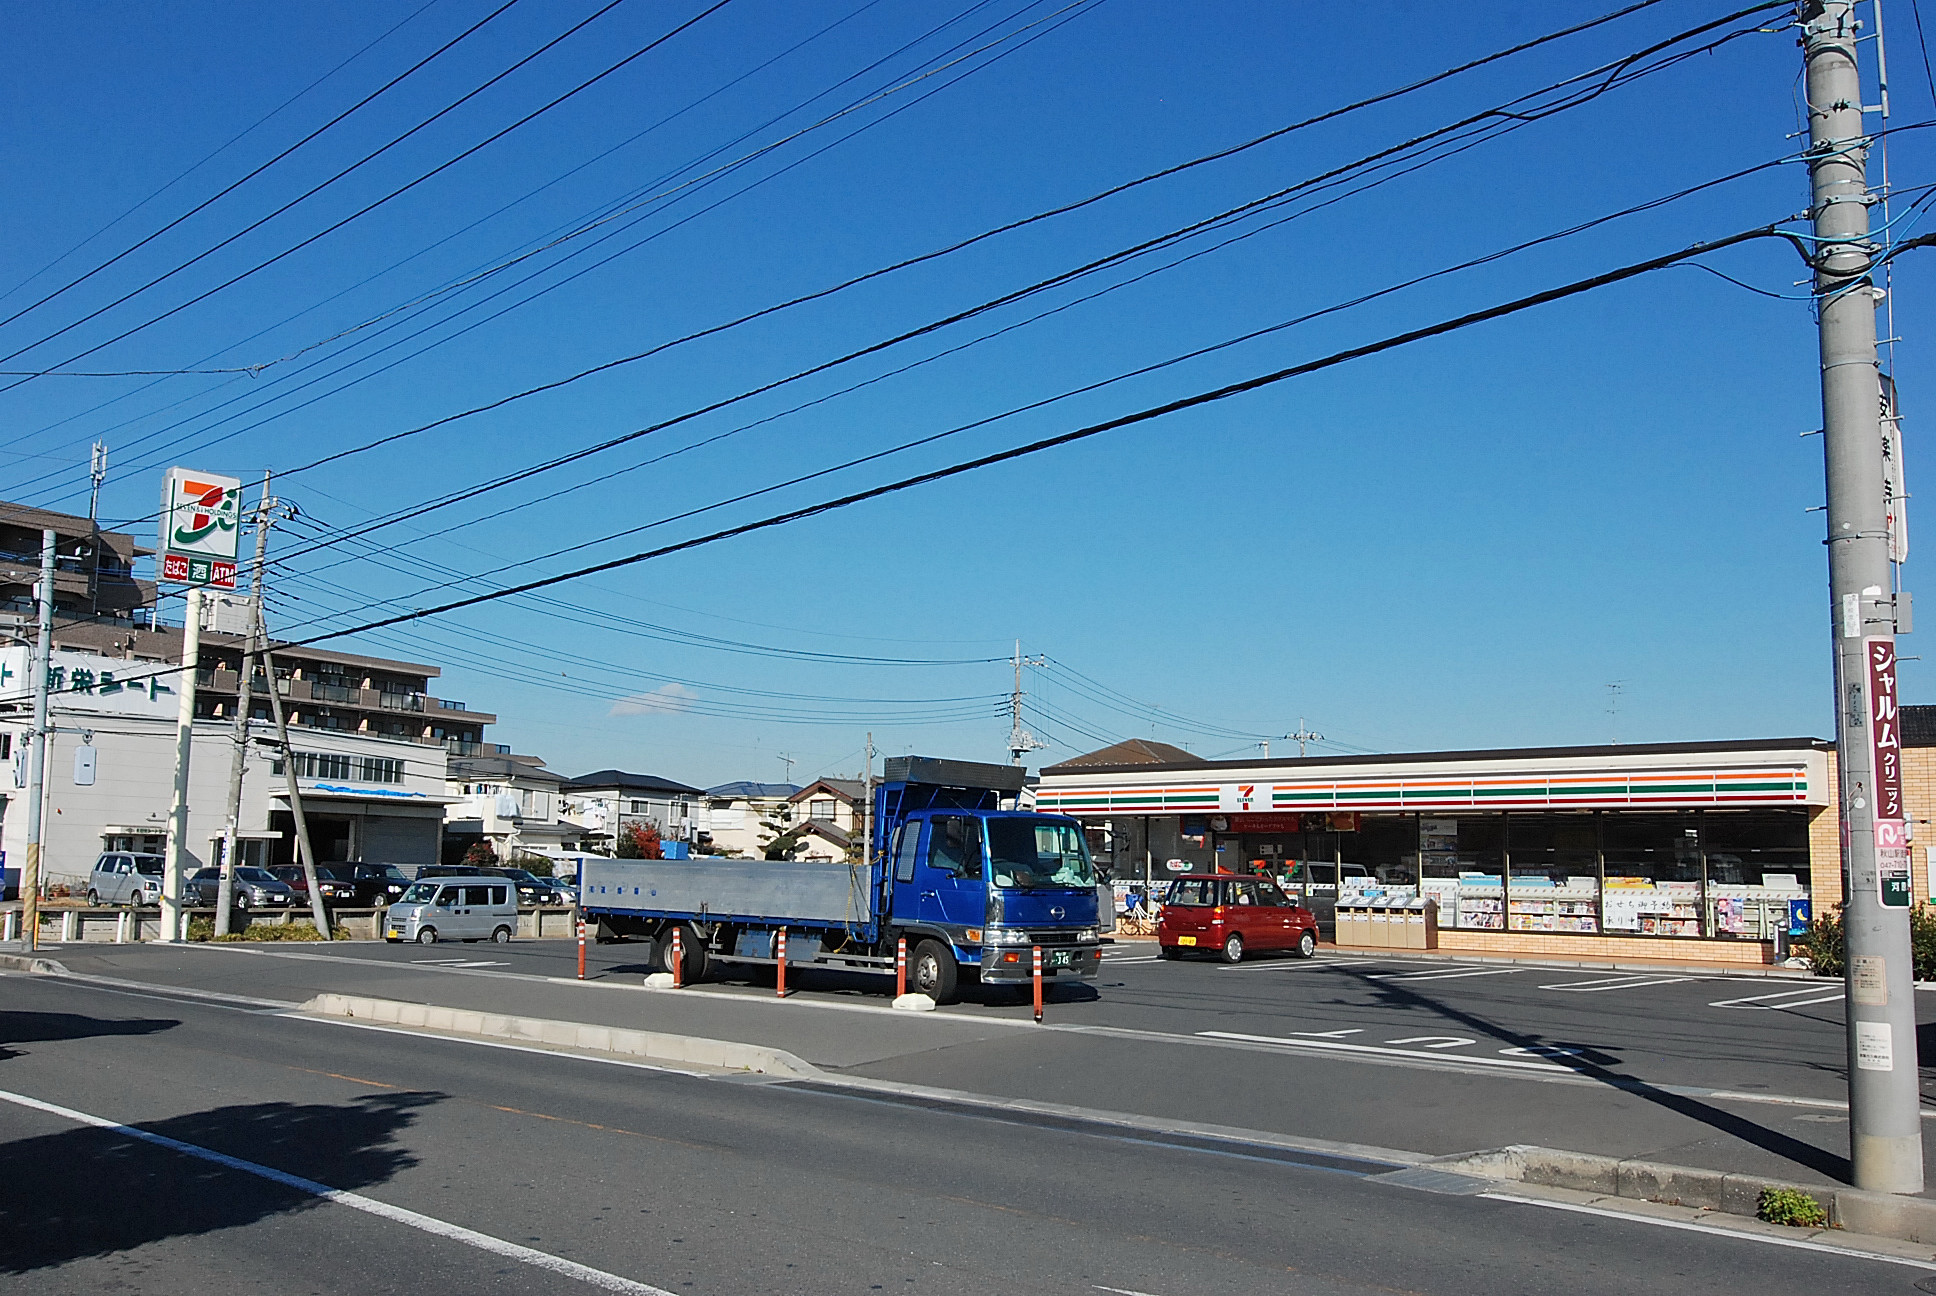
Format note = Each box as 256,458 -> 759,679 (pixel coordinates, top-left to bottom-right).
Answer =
158,468 -> 242,589
1868,637 -> 1912,907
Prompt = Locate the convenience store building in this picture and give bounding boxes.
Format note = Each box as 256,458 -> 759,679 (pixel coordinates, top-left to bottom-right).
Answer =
1037,732 -> 1931,966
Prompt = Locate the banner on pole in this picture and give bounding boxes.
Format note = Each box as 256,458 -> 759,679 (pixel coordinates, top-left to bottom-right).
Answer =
1868,637 -> 1912,907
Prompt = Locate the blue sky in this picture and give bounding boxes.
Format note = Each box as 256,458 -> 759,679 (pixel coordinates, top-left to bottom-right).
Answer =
3,0 -> 1931,786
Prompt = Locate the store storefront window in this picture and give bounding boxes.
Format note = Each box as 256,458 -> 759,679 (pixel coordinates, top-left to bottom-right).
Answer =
1507,814 -> 1600,933
1418,815 -> 1505,930
1703,810 -> 1810,940
1602,813 -> 1702,937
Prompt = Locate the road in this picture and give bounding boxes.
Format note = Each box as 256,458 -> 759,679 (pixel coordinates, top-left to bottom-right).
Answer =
12,936 -> 1935,1192
1,967 -> 1928,1295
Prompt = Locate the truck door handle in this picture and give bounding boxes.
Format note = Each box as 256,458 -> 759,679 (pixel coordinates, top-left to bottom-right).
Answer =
920,891 -> 937,899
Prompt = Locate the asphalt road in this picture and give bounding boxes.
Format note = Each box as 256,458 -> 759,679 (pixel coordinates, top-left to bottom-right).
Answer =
1,971 -> 1926,1296
15,936 -> 1934,1192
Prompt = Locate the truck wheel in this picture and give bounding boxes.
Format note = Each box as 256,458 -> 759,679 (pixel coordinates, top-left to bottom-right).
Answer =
911,939 -> 958,1005
659,925 -> 709,981
1296,928 -> 1317,959
1220,932 -> 1244,964
416,927 -> 438,945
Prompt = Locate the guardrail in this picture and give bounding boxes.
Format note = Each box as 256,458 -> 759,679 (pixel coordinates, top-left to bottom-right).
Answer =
0,904 -> 580,944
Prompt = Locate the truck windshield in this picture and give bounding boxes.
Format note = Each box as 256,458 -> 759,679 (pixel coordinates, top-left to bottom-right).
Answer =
987,819 -> 1095,889
399,883 -> 440,904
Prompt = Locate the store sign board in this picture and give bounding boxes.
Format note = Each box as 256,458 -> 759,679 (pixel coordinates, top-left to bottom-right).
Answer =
0,647 -> 179,719
158,467 -> 242,589
1868,638 -> 1912,907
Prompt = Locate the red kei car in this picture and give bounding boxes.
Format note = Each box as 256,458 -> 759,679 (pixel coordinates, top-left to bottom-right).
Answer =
1158,872 -> 1319,962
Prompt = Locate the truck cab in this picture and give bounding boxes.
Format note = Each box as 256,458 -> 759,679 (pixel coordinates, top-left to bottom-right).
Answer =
876,757 -> 1103,1001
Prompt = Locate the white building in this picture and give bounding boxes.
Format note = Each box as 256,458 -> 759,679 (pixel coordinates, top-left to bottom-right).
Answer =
699,781 -> 800,858
1,645 -> 452,890
445,754 -> 593,865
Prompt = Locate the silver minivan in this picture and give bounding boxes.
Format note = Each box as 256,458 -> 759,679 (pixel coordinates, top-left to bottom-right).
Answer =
384,876 -> 516,944
87,853 -> 166,906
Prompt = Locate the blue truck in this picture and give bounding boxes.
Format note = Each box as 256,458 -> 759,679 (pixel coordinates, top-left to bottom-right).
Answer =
579,755 -> 1103,1003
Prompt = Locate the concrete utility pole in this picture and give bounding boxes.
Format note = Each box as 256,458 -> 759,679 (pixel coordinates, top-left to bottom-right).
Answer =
157,586 -> 205,943
1801,0 -> 1922,1194
20,530 -> 56,951
1007,640 -> 1046,765
216,472 -> 275,936
258,604 -> 331,938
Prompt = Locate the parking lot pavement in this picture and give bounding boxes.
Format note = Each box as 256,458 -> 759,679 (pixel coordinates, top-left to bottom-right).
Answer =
16,937 -> 1932,1190
6,971 -> 1924,1296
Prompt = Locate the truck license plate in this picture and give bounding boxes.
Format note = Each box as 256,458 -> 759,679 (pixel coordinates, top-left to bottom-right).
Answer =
1177,935 -> 1196,946
1049,949 -> 1073,968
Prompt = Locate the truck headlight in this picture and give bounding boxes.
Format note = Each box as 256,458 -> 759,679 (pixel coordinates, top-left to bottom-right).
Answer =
1076,928 -> 1098,942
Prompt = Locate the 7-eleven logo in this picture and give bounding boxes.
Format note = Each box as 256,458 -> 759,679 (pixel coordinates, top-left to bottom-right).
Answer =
1239,784 -> 1255,811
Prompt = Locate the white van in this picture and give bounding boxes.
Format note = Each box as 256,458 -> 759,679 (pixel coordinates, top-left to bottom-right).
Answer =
384,876 -> 517,944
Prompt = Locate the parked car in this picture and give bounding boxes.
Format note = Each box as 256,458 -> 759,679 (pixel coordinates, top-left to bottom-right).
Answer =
418,864 -> 565,905
185,867 -> 298,910
1158,872 -> 1318,962
272,863 -> 411,907
384,876 -> 518,944
87,853 -> 166,907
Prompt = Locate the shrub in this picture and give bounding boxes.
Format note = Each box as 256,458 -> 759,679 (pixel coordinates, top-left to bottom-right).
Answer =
514,854 -> 555,878
1756,1187 -> 1828,1228
1804,900 -> 1936,981
186,918 -> 346,942
1798,903 -> 1844,977
462,840 -> 499,867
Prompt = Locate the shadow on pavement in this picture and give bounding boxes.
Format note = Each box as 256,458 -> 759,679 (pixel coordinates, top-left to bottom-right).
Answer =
0,1011 -> 178,1062
1353,969 -> 1853,1183
0,1091 -> 442,1274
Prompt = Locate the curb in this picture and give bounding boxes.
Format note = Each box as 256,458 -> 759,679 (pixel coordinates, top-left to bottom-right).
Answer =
1430,1144 -> 1936,1245
299,992 -> 820,1079
1316,945 -> 1823,979
0,952 -> 70,975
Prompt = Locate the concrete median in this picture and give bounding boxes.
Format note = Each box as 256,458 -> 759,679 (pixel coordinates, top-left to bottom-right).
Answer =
299,992 -> 821,1079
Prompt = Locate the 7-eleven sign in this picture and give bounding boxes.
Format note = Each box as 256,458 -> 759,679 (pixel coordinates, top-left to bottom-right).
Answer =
159,467 -> 242,589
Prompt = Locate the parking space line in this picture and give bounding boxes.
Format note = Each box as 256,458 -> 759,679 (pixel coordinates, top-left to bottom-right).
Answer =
1367,968 -> 1522,982
1539,976 -> 1695,992
1710,987 -> 1846,1010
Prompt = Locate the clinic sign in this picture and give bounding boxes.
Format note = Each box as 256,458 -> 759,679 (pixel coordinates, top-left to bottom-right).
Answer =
158,467 -> 242,589
1868,638 -> 1912,907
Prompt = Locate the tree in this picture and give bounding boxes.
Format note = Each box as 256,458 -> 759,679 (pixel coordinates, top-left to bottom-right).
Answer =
462,840 -> 498,868
616,823 -> 663,860
759,803 -> 805,861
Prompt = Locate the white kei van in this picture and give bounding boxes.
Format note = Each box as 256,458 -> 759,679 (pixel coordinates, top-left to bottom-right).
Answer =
385,876 -> 517,945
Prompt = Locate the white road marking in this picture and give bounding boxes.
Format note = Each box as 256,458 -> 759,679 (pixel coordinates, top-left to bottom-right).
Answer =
1201,1031 -> 1573,1073
1384,1036 -> 1477,1049
1480,1190 -> 1936,1271
1368,968 -> 1521,982
1290,1029 -> 1363,1038
1539,976 -> 1694,992
437,961 -> 508,969
0,1086 -> 676,1293
1096,1286 -> 1169,1296
1710,987 -> 1846,1010
1217,958 -> 1387,972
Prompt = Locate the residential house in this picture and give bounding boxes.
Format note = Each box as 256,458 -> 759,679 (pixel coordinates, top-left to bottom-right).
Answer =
445,754 -> 594,866
559,770 -> 705,852
701,781 -> 800,858
785,779 -> 865,861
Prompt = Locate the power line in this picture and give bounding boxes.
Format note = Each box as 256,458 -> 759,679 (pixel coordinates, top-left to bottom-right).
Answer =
6,0 -> 1077,500
0,0 -> 734,388
0,0 -> 445,310
269,144 -> 1808,620
0,0 -> 524,338
244,7 -> 1776,571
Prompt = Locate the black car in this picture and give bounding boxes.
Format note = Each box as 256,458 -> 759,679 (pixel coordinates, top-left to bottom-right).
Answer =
275,863 -> 413,907
419,863 -> 562,905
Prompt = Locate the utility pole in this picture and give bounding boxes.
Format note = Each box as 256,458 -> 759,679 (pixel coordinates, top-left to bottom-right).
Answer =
87,442 -> 107,522
860,731 -> 874,870
20,530 -> 55,951
258,604 -> 332,938
1288,718 -> 1324,758
157,585 -> 205,943
216,472 -> 276,936
1006,640 -> 1046,765
1802,0 -> 1922,1194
